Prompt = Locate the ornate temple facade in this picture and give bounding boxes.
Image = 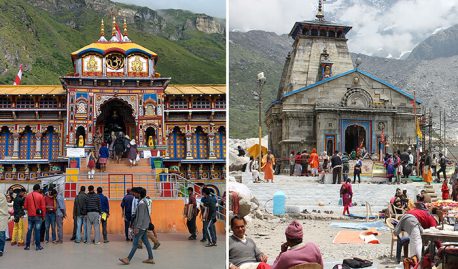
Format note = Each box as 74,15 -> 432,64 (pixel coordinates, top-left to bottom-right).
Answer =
0,19 -> 226,183
266,6 -> 421,161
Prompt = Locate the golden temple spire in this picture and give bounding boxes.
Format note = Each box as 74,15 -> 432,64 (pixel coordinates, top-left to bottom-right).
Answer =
316,0 -> 324,21
123,18 -> 128,36
100,19 -> 105,37
112,16 -> 116,36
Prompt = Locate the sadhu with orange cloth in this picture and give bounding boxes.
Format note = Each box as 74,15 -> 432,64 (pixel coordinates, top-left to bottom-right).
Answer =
261,151 -> 275,183
308,148 -> 319,177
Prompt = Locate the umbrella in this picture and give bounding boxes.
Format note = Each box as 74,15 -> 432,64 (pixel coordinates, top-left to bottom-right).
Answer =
247,144 -> 267,158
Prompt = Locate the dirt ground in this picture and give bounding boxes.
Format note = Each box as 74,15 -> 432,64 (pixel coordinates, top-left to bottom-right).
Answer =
244,216 -> 403,269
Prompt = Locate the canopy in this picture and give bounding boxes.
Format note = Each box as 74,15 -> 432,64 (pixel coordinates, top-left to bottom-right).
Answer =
247,144 -> 267,158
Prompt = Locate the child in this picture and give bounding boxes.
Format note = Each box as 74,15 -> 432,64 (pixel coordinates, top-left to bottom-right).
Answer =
442,178 -> 450,200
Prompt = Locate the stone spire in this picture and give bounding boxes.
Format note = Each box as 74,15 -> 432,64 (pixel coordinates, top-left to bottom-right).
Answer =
316,0 -> 324,21
98,19 -> 107,42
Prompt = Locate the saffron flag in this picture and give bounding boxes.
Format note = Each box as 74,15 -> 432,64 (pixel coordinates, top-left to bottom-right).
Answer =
416,119 -> 422,140
13,64 -> 23,85
115,23 -> 123,41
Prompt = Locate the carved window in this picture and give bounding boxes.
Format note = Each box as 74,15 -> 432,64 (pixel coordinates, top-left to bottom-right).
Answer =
39,97 -> 57,108
16,97 -> 34,109
76,101 -> 87,114
169,98 -> 187,109
192,97 -> 211,109
0,97 -> 11,108
215,98 -> 226,109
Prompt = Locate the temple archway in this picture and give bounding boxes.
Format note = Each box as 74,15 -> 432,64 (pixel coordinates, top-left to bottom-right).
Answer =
344,125 -> 366,154
96,99 -> 135,143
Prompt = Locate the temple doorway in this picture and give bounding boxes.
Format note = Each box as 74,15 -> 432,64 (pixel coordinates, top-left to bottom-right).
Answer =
96,99 -> 136,143
345,125 -> 366,154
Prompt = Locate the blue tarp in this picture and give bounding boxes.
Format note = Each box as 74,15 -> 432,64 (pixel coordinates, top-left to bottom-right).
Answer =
329,220 -> 389,231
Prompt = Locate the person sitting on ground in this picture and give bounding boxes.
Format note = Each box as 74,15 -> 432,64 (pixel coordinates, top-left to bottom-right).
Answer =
249,157 -> 260,183
237,146 -> 246,157
271,220 -> 323,269
229,216 -> 270,269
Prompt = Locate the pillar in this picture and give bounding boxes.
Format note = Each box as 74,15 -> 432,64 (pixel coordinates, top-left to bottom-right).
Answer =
185,132 -> 193,159
34,133 -> 42,159
208,133 -> 216,159
12,132 -> 20,159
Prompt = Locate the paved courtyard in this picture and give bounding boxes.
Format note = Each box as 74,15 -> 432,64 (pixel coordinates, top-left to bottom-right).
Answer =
240,173 -> 440,215
0,233 -> 225,269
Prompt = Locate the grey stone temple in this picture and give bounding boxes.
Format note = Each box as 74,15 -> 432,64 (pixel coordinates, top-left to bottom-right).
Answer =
266,5 -> 421,160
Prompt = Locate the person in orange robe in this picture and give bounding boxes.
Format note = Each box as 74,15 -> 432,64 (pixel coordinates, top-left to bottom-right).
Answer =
442,178 -> 450,200
308,148 -> 319,177
262,151 -> 275,183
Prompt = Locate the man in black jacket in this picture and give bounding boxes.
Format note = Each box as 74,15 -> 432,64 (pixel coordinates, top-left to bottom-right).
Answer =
74,186 -> 87,243
84,185 -> 101,244
11,188 -> 26,246
331,151 -> 343,184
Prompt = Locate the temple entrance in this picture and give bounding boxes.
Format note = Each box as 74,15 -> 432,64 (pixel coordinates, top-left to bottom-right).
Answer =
345,125 -> 366,154
96,99 -> 135,143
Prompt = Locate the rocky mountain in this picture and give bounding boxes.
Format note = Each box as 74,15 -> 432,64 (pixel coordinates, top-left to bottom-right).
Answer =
0,0 -> 225,85
229,24 -> 458,139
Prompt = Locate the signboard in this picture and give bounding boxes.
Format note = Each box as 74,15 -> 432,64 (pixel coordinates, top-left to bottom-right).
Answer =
143,150 -> 152,159
66,148 -> 85,157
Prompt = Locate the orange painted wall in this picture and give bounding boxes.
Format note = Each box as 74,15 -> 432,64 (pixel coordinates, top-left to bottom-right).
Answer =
61,199 -> 225,235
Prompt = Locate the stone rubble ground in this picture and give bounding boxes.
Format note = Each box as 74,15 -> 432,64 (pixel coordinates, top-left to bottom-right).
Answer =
231,171 -> 442,269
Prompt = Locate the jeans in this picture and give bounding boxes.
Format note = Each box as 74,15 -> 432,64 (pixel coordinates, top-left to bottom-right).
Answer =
101,218 -> 108,241
202,220 -> 208,240
437,166 -> 447,181
56,215 -> 64,241
26,216 -> 42,248
396,236 -> 410,262
12,218 -> 24,243
353,172 -> 361,183
0,231 -> 5,252
206,218 -> 217,244
124,217 -> 132,240
86,212 -> 100,243
45,212 -> 56,242
128,229 -> 153,261
186,215 -> 197,238
75,215 -> 88,243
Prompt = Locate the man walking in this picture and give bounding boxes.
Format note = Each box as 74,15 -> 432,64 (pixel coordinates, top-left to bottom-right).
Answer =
74,186 -> 87,243
55,189 -> 66,244
331,151 -> 343,184
437,153 -> 447,182
97,187 -> 110,243
186,187 -> 197,240
85,185 -> 101,244
121,188 -> 134,241
24,184 -> 46,251
119,187 -> 154,265
203,188 -> 217,247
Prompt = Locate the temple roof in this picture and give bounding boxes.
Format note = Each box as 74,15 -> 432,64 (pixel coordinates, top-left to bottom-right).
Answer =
289,20 -> 352,39
165,85 -> 226,95
0,85 -> 65,95
71,42 -> 158,59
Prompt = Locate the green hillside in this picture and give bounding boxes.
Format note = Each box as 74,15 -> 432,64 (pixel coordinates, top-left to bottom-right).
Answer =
0,0 -> 225,85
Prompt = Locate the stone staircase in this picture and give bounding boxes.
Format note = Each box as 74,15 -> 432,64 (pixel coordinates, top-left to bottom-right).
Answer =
424,184 -> 439,202
79,157 -> 154,174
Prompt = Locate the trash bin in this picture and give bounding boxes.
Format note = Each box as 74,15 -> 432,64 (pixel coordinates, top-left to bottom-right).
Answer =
273,191 -> 286,216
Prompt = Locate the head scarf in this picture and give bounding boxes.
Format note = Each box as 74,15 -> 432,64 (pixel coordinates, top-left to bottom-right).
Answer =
285,220 -> 303,239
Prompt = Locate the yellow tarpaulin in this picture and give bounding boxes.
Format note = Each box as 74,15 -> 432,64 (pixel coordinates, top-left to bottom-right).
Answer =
247,144 -> 267,158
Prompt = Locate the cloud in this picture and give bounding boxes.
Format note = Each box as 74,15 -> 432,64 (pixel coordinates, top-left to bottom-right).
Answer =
113,0 -> 226,18
230,0 -> 458,58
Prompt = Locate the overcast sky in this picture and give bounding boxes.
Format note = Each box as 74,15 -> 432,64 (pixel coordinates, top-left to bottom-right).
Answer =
230,0 -> 458,58
114,0 -> 226,18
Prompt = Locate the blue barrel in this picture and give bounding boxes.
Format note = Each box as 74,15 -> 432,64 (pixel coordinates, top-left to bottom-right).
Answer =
273,191 -> 286,216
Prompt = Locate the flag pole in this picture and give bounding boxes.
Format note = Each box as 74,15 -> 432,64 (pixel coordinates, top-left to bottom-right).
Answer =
413,90 -> 419,177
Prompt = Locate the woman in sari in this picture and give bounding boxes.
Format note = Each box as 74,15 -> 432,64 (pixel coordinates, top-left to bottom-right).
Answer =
340,179 -> 353,215
308,148 -> 319,177
262,151 -> 275,183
